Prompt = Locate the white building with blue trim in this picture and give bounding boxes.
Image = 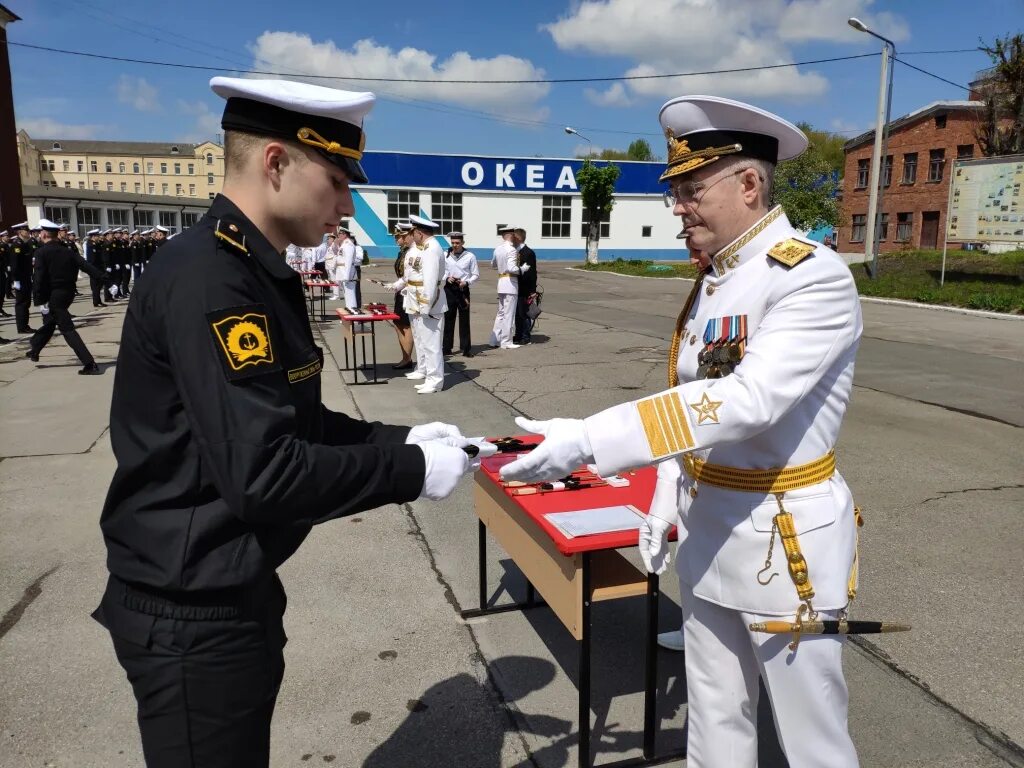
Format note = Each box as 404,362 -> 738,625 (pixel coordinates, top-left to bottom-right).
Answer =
349,151 -> 682,260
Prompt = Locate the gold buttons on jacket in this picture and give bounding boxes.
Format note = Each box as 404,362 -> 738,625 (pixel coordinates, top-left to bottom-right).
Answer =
689,487 -> 698,499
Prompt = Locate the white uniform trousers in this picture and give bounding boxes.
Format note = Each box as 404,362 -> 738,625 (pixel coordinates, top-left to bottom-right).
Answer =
681,580 -> 858,768
342,281 -> 358,310
411,314 -> 445,389
489,294 -> 517,347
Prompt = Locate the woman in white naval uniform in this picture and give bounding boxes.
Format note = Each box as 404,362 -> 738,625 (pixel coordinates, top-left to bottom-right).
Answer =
500,96 -> 863,768
404,215 -> 448,393
335,227 -> 359,311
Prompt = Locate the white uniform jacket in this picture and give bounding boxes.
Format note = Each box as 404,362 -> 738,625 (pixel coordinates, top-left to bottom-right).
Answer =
445,250 -> 480,286
404,237 -> 447,317
585,207 -> 863,615
337,240 -> 358,282
491,241 -> 522,295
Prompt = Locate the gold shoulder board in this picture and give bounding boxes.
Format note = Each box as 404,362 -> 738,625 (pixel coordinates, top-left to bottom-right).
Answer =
214,219 -> 248,254
767,238 -> 816,267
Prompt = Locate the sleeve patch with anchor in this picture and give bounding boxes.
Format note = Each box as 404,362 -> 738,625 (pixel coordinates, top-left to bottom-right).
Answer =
207,305 -> 280,381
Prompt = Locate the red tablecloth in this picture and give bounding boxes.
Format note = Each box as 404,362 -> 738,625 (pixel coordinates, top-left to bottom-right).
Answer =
335,308 -> 400,322
479,435 -> 662,556
304,280 -> 336,288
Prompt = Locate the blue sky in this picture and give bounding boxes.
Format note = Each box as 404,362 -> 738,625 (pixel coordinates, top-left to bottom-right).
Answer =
8,0 -> 1019,158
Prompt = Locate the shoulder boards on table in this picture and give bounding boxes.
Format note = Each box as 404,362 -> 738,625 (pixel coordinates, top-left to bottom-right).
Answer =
767,238 -> 816,267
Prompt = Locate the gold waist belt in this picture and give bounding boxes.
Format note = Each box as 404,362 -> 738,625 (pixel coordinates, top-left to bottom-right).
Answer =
499,272 -> 512,278
682,451 -> 835,494
407,279 -> 424,286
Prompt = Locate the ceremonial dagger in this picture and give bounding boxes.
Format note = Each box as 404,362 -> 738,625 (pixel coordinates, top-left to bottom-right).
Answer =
749,620 -> 911,635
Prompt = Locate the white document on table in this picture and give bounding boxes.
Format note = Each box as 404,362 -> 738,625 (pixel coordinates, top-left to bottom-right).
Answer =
544,504 -> 645,538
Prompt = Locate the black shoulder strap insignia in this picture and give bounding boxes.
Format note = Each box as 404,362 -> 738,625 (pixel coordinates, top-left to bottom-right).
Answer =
214,219 -> 248,255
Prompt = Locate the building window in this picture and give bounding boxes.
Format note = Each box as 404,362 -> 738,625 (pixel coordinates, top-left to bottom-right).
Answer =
77,161 -> 84,172
542,195 -> 572,238
642,226 -> 652,238
62,160 -> 69,171
48,159 -> 56,171
188,163 -> 194,175
430,192 -> 463,234
147,162 -> 154,173
120,182 -> 127,192
171,146 -> 179,154
928,149 -> 945,182
107,209 -> 130,227
92,182 -> 99,190
64,181 -> 71,188
133,162 -> 140,173
934,114 -> 947,129
207,173 -> 214,185
79,207 -> 101,237
882,155 -> 893,187
175,184 -> 183,195
902,153 -> 917,184
206,153 -> 214,165
189,184 -> 196,196
182,212 -> 200,229
79,181 -> 85,189
104,162 -> 111,172
581,207 -> 611,238
135,183 -> 141,193
39,158 -> 47,172
119,162 -> 126,173
856,159 -> 869,189
386,190 -> 421,231
957,144 -> 975,160
160,162 -> 167,174
148,183 -> 155,194
877,212 -> 890,241
161,183 -> 169,195
90,161 -> 98,172
174,163 -> 181,174
52,141 -> 62,150
159,210 -> 178,235
850,214 -> 867,243
106,182 -> 114,191
43,205 -> 71,224
133,210 -> 154,228
896,212 -> 913,241
209,192 -> 216,199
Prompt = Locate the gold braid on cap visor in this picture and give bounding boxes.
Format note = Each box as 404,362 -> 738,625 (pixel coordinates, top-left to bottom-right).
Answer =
659,135 -> 744,183
296,126 -> 365,161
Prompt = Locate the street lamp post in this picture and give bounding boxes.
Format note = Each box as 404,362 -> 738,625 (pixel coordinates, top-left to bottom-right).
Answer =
849,16 -> 896,279
564,126 -> 593,157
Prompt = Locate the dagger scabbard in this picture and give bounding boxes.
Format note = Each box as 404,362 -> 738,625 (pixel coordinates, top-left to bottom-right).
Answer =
749,620 -> 912,635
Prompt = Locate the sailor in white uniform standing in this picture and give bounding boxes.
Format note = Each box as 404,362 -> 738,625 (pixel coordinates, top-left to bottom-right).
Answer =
404,215 -> 447,393
488,224 -> 527,350
500,95 -> 863,768
336,227 -> 359,311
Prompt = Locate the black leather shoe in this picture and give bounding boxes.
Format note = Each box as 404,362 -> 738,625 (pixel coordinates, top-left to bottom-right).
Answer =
17,327 -> 35,333
0,310 -> 10,317
462,350 -> 474,358
391,361 -> 414,371
26,350 -> 39,362
79,363 -> 101,375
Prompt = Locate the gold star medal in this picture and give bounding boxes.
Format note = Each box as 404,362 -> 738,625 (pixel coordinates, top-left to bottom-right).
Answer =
689,392 -> 723,425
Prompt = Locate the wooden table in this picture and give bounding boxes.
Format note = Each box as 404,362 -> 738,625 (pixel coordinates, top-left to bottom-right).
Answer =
463,442 -> 684,768
304,280 -> 335,319
335,307 -> 400,385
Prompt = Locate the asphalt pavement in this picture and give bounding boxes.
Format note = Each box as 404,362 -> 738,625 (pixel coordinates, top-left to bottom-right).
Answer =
0,263 -> 1021,768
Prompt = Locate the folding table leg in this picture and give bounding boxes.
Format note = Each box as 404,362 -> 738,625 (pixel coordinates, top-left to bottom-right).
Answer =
477,519 -> 487,611
371,322 -> 378,382
644,573 -> 659,759
579,551 -> 592,768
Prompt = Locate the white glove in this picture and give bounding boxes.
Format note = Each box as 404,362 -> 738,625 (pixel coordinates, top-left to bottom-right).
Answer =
406,422 -> 464,445
12,281 -> 20,291
110,285 -> 120,298
519,264 -> 531,273
115,264 -> 121,269
498,416 -> 594,482
106,268 -> 112,273
419,441 -> 473,500
39,303 -> 50,315
638,461 -> 683,575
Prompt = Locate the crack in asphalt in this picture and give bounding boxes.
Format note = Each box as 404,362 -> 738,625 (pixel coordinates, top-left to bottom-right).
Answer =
920,483 -> 1024,505
0,566 -> 60,642
854,384 -> 1022,428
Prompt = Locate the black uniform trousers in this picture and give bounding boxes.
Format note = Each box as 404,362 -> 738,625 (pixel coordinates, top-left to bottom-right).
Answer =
14,285 -> 32,331
442,283 -> 471,354
0,264 -> 9,312
29,289 -> 95,364
513,294 -> 535,344
90,274 -> 105,306
96,575 -> 287,768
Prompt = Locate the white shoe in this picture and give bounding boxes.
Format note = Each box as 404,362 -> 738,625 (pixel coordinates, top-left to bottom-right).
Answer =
405,371 -> 426,380
657,630 -> 685,651
416,384 -> 442,394
500,342 -> 520,349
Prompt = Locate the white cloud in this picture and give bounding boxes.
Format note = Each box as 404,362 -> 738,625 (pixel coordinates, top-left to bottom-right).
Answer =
248,32 -> 550,113
585,82 -> 633,108
17,117 -> 106,139
544,0 -> 907,103
573,142 -> 604,157
177,100 -> 221,143
777,0 -> 910,43
830,117 -> 871,134
116,75 -> 160,112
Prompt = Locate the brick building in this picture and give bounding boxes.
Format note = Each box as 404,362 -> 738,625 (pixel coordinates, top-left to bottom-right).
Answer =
838,100 -> 984,252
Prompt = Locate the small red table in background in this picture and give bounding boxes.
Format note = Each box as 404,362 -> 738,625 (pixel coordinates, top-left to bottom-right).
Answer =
335,306 -> 400,385
304,280 -> 336,319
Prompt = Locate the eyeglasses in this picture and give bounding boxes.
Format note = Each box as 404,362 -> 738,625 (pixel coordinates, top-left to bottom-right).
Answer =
665,167 -> 763,207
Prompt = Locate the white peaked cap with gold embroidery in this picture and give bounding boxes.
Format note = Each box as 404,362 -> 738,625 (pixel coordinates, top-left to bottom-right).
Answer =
658,95 -> 807,183
210,76 -> 376,184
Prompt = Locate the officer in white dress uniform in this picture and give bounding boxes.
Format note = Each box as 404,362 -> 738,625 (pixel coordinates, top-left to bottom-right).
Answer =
488,225 -> 527,349
501,95 -> 862,768
336,227 -> 359,310
404,215 -> 448,393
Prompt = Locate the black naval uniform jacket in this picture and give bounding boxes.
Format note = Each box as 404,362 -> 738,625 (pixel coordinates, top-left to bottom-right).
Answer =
99,195 -> 426,599
32,240 -> 108,304
10,237 -> 36,285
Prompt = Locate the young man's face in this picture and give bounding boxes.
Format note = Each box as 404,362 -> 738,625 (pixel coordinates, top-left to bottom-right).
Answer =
450,238 -> 464,252
276,146 -> 354,247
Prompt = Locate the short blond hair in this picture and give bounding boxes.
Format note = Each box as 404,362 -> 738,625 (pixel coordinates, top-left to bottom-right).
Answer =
224,130 -> 309,176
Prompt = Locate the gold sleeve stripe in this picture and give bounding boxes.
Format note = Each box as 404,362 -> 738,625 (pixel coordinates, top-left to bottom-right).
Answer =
638,392 -> 695,459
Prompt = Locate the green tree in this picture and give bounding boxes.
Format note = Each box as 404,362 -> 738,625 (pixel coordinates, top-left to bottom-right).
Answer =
774,142 -> 840,233
976,33 -> 1024,156
796,121 -> 846,177
627,138 -> 655,161
576,159 -> 621,264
